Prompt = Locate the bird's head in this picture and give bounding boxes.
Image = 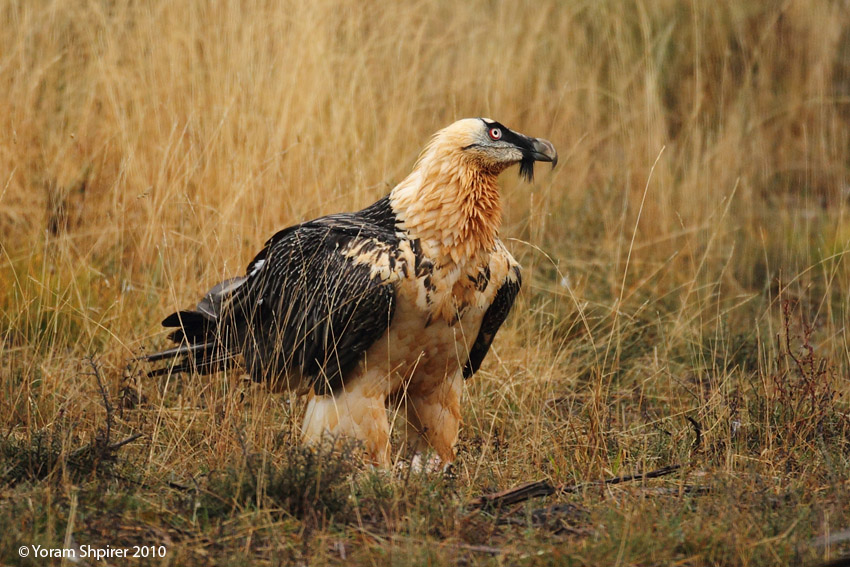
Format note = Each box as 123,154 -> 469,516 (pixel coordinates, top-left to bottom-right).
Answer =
393,118 -> 557,255
424,118 -> 558,182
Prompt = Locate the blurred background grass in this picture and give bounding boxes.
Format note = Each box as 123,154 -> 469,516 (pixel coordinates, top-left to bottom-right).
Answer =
1,1 -> 849,565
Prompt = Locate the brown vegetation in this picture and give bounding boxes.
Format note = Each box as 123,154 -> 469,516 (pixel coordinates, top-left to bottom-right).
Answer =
2,1 -> 849,565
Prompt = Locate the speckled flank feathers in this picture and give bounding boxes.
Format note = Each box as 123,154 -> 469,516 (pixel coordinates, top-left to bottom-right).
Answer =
144,118 -> 556,467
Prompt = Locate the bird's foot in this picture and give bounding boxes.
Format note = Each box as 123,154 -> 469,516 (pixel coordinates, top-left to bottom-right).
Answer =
402,452 -> 455,475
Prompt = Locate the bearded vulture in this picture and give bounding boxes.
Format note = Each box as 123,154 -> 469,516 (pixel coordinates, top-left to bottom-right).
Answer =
144,118 -> 557,467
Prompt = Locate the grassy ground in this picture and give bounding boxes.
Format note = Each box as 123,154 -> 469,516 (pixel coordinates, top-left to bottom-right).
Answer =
2,1 -> 850,565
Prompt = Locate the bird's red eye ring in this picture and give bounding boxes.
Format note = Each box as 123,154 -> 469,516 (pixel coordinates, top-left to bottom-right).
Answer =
489,127 -> 502,140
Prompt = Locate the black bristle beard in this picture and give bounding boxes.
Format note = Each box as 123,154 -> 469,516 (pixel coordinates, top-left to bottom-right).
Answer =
519,156 -> 535,182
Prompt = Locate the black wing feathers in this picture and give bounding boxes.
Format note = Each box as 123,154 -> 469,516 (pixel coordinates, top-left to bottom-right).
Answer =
242,224 -> 396,394
462,267 -> 521,379
147,197 -> 399,393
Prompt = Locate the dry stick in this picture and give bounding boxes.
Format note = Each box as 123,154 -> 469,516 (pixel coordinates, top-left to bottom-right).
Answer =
87,355 -> 113,447
469,416 -> 702,511
68,433 -> 144,460
70,357 -> 144,460
685,416 -> 702,449
468,464 -> 682,511
106,432 -> 144,451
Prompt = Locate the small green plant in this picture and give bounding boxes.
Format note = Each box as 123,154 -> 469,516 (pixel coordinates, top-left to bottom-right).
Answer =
352,464 -> 460,538
1,358 -> 140,486
198,436 -> 361,525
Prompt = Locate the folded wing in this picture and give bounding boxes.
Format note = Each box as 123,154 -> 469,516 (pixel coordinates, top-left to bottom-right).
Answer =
145,202 -> 399,395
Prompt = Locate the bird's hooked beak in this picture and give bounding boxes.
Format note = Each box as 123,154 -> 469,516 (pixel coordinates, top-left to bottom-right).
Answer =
518,135 -> 558,181
528,137 -> 558,167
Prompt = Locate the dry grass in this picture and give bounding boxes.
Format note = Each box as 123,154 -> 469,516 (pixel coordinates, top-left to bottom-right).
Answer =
2,1 -> 850,565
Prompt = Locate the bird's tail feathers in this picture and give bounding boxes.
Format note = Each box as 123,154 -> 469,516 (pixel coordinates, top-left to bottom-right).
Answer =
140,340 -> 238,377
140,307 -> 239,377
162,310 -> 216,344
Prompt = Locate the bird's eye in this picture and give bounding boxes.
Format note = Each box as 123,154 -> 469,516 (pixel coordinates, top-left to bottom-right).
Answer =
489,127 -> 502,140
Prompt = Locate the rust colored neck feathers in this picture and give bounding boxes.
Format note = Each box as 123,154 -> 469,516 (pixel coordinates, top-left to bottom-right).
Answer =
390,148 -> 503,265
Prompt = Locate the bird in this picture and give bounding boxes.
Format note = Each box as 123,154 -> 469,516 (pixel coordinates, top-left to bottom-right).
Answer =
143,118 -> 557,467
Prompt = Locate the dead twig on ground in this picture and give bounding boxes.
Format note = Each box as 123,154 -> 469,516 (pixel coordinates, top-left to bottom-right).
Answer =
69,356 -> 143,463
469,415 -> 703,511
468,464 -> 683,511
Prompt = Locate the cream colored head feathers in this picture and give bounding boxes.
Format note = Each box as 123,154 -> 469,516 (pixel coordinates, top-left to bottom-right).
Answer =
390,118 -> 557,263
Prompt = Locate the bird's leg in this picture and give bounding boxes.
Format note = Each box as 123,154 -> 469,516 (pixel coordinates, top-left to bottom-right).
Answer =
301,386 -> 391,467
403,370 -> 463,468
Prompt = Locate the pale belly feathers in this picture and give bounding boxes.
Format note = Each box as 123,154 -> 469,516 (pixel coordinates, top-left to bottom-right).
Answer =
338,236 -> 519,398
